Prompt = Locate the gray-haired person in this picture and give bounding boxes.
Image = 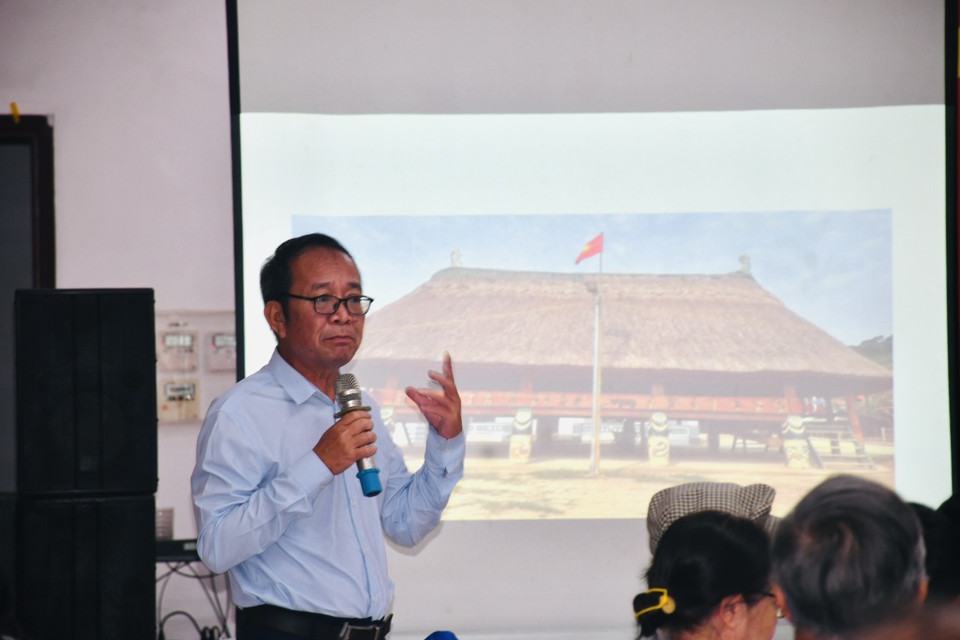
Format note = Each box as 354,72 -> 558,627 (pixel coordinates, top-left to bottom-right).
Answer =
771,474 -> 928,640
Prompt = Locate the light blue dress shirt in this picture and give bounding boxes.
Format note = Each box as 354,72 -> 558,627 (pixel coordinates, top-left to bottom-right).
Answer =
191,349 -> 465,619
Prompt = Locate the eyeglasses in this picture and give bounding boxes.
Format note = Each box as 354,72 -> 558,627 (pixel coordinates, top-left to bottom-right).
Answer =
283,293 -> 374,316
760,592 -> 784,619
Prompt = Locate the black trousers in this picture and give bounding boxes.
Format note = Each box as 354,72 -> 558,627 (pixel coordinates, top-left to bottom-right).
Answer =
236,605 -> 391,640
237,620 -> 304,640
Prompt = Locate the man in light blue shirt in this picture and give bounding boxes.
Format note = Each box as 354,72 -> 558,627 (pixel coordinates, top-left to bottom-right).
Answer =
192,233 -> 465,640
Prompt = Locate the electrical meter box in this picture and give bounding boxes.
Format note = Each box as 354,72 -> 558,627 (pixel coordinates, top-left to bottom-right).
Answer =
157,329 -> 199,373
155,311 -> 235,424
157,379 -> 201,422
207,331 -> 237,372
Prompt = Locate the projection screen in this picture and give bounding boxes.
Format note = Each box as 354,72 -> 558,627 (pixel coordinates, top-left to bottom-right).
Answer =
229,1 -> 950,634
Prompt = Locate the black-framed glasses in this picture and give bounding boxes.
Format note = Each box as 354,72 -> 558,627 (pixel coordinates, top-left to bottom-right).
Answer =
283,293 -> 374,316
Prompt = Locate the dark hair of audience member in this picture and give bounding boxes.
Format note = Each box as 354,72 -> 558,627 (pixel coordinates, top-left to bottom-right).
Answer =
910,501 -> 960,604
936,493 -> 960,524
633,510 -> 772,638
772,475 -> 926,637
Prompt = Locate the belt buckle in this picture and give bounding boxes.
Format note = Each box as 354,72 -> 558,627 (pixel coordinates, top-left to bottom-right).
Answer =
338,622 -> 381,640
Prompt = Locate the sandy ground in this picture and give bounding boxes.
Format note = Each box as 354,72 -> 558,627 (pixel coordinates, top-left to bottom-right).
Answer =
411,437 -> 896,521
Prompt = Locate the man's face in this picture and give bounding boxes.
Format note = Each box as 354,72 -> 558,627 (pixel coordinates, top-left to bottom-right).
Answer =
269,246 -> 365,376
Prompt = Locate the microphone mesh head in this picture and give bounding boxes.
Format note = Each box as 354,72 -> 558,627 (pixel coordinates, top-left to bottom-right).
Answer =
335,373 -> 360,397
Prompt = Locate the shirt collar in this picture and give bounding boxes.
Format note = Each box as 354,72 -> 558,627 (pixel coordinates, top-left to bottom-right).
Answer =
267,348 -> 336,407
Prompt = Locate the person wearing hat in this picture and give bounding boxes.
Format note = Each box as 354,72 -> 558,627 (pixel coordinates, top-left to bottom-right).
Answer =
633,509 -> 780,640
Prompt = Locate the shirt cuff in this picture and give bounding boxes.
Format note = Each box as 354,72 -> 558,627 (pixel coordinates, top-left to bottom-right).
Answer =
425,428 -> 465,477
288,449 -> 334,497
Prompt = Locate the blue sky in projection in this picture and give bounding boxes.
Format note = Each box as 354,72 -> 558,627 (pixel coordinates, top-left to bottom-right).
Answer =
293,210 -> 891,346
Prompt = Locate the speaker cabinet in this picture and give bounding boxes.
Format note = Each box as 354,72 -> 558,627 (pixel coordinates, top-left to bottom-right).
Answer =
14,289 -> 158,496
6,494 -> 156,640
5,289 -> 158,639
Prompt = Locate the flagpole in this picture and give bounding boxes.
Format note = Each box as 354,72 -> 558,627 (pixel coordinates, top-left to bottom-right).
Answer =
588,252 -> 603,476
576,232 -> 604,476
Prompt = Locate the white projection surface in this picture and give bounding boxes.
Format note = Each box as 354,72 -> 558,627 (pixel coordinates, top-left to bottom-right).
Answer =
240,106 -> 949,517
230,1 -> 949,634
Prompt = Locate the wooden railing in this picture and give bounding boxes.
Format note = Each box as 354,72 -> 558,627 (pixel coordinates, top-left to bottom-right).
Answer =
369,388 -> 807,422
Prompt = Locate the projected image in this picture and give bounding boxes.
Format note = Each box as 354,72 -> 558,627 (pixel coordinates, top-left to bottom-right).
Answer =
240,107 -> 945,518
292,211 -> 894,520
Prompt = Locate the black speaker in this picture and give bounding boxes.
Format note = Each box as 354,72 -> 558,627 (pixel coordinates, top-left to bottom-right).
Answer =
5,289 -> 158,639
9,494 -> 156,640
14,289 -> 158,496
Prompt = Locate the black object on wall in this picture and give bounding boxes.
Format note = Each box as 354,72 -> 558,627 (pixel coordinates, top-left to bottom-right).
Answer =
14,288 -> 158,496
3,495 -> 156,640
2,288 -> 158,639
0,115 -> 55,496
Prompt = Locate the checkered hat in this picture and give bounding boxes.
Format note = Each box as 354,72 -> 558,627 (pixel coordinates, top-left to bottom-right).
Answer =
646,482 -> 780,553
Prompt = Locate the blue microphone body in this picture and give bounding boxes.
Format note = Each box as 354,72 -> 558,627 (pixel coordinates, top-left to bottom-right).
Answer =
334,373 -> 383,497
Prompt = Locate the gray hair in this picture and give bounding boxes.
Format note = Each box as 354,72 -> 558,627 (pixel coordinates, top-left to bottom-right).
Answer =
772,474 -> 926,637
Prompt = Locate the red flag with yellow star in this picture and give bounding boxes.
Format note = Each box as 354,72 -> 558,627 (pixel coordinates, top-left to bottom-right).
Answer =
575,232 -> 604,264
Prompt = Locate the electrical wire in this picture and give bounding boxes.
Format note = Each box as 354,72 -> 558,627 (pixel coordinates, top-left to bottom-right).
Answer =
157,610 -> 202,640
156,560 -> 232,639
187,563 -> 231,636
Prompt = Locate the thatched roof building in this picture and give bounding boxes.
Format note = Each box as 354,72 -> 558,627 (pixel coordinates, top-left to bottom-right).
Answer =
354,267 -> 889,399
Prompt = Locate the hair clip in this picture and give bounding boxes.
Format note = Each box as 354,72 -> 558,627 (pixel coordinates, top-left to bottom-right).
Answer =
635,588 -> 677,618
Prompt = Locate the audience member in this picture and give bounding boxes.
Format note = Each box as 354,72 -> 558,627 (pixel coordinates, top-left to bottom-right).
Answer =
646,482 -> 779,555
771,474 -> 927,640
936,492 -> 960,524
633,510 -> 780,640
909,501 -> 960,605
851,601 -> 960,640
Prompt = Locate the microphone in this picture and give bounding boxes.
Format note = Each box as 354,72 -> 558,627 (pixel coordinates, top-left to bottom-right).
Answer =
334,373 -> 382,497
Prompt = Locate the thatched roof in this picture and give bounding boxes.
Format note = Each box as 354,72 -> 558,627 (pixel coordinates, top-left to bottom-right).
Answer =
354,267 -> 891,395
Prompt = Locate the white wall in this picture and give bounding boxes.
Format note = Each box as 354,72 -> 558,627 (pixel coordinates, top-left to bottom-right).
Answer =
0,1 -> 233,638
0,0 -> 234,310
238,0 -> 941,114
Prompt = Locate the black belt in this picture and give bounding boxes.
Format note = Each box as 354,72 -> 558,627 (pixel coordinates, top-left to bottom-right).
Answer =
237,604 -> 392,640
